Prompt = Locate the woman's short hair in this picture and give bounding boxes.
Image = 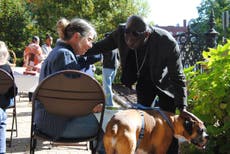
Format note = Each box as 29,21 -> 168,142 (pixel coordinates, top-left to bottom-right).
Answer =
63,18 -> 97,41
0,41 -> 9,64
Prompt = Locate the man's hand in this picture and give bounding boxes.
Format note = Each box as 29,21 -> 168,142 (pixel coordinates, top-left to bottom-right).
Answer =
178,105 -> 187,113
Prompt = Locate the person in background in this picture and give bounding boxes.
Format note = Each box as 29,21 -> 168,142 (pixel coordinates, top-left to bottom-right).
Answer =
0,41 -> 18,154
23,36 -> 43,71
24,36 -> 43,101
87,15 -> 188,154
36,17 -> 105,154
102,33 -> 120,107
41,34 -> 53,58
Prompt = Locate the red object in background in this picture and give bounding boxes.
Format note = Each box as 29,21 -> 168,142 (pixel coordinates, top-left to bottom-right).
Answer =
23,71 -> 36,76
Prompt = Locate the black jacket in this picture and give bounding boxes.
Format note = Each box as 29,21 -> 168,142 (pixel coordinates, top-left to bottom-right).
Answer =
102,49 -> 119,69
87,24 -> 187,107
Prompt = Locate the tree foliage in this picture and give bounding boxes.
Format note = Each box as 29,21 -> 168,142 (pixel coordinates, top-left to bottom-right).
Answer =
28,0 -> 95,36
189,0 -> 230,44
0,0 -> 38,65
0,0 -> 149,65
27,0 -> 150,40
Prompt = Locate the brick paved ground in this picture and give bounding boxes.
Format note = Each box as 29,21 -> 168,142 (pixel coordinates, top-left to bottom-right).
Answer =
5,95 -> 124,154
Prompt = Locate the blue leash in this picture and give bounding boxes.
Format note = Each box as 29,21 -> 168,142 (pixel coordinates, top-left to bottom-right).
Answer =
136,111 -> 145,151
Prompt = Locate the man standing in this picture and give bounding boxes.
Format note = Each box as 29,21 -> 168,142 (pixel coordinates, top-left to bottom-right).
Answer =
87,15 -> 187,154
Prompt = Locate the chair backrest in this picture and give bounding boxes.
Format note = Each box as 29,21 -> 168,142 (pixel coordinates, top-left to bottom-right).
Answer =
32,70 -> 106,117
0,68 -> 14,94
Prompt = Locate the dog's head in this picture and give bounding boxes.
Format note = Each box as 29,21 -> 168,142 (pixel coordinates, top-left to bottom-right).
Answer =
177,111 -> 209,149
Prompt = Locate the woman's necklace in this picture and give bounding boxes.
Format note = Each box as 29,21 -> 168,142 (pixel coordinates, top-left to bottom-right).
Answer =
134,49 -> 148,78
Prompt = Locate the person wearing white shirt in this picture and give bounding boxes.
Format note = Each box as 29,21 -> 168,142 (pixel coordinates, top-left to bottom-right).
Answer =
41,34 -> 53,58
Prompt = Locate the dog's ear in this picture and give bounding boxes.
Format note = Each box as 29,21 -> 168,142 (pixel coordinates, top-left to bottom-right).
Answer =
180,110 -> 203,124
183,119 -> 193,135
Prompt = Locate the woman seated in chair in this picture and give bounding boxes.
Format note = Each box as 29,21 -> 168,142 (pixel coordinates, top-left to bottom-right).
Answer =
0,41 -> 18,153
35,18 -> 104,154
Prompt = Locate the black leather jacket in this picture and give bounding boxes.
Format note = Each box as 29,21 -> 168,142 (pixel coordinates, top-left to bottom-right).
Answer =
87,24 -> 187,107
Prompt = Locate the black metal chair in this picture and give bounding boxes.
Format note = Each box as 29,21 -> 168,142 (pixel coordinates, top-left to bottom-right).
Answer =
0,68 -> 18,147
30,70 -> 106,154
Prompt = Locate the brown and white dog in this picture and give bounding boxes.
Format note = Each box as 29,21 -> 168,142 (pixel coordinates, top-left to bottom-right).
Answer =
103,109 -> 208,154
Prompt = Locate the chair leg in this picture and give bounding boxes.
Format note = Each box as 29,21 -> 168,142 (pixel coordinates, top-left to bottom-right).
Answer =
30,138 -> 36,154
8,110 -> 14,147
90,141 -> 97,154
91,147 -> 96,154
13,108 -> 18,137
7,108 -> 17,147
90,141 -> 94,151
8,114 -> 14,147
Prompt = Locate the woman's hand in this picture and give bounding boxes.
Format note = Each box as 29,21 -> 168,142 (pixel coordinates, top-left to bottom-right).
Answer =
93,103 -> 103,113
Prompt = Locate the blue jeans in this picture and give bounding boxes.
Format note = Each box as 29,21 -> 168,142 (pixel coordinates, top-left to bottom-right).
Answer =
60,114 -> 99,138
8,98 -> 14,108
102,68 -> 116,106
0,108 -> 7,153
61,114 -> 105,154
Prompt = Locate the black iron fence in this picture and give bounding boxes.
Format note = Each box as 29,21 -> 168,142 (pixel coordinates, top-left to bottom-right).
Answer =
175,9 -> 219,68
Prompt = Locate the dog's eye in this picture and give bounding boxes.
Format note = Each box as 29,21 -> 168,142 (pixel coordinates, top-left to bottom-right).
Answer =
197,128 -> 203,135
184,120 -> 193,135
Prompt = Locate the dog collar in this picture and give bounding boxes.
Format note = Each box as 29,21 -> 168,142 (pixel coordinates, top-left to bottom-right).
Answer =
136,111 -> 145,151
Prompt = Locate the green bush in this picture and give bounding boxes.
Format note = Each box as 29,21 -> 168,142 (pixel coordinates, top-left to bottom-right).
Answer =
183,40 -> 230,153
94,62 -> 102,84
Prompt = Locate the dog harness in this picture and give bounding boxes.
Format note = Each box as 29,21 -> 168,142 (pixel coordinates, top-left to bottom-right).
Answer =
136,111 -> 145,151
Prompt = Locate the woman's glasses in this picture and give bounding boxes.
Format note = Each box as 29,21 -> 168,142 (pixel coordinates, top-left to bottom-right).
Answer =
124,28 -> 145,37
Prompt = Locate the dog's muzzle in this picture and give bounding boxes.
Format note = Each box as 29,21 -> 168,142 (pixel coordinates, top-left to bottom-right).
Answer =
191,128 -> 209,149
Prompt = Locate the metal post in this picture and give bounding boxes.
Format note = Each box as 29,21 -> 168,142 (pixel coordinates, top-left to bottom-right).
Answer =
205,9 -> 219,50
222,11 -> 229,44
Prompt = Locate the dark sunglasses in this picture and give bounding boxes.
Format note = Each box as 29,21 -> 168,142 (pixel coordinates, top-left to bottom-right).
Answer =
124,28 -> 145,37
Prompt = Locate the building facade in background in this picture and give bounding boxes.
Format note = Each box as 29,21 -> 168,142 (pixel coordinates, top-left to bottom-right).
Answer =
156,19 -> 187,37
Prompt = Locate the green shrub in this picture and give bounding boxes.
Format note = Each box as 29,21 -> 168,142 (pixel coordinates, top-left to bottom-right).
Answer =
183,40 -> 230,153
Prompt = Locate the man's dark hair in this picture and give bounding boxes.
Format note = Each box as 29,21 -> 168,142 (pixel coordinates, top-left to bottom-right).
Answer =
126,15 -> 149,32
